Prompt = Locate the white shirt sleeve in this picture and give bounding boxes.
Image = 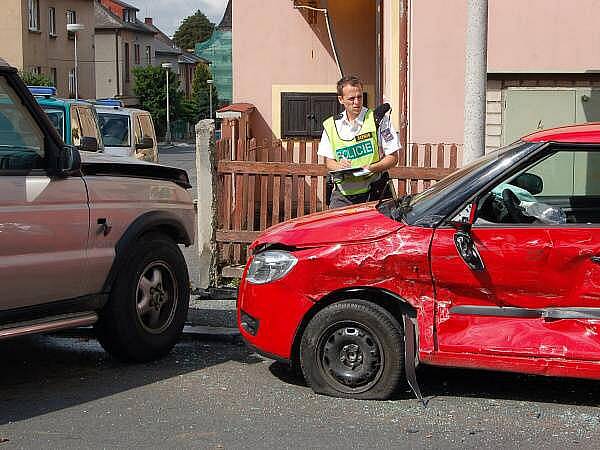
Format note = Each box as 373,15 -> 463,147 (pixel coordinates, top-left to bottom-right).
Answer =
378,115 -> 401,156
317,129 -> 335,159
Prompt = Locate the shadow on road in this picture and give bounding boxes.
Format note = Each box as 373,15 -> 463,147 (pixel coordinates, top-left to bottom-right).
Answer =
0,332 -> 261,425
268,360 -> 600,407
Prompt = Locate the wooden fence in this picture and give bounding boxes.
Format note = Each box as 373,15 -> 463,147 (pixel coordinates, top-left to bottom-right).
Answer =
215,138 -> 459,277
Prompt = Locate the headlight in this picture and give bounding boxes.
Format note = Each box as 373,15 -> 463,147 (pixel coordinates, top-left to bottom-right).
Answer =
246,250 -> 298,284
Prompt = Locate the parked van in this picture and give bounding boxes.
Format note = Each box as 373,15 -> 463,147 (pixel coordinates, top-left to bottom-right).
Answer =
29,86 -> 103,153
94,100 -> 159,163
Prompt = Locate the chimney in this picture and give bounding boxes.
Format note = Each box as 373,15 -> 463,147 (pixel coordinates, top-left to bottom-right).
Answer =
145,17 -> 153,25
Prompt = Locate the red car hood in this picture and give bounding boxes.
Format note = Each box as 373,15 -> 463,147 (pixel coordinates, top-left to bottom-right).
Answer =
251,203 -> 404,248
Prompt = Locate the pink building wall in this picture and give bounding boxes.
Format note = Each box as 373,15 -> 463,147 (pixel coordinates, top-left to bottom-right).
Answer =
410,0 -> 600,144
233,0 -> 375,140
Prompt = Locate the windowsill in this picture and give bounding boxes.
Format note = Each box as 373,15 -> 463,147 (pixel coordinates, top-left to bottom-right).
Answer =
28,28 -> 41,34
49,33 -> 58,39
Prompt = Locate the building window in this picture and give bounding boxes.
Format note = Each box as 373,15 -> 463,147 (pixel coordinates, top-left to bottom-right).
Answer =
28,0 -> 39,31
123,9 -> 136,23
134,44 -> 140,65
48,7 -> 56,36
66,10 -> 76,40
124,43 -> 130,82
50,68 -> 57,87
68,68 -> 76,98
145,45 -> 152,65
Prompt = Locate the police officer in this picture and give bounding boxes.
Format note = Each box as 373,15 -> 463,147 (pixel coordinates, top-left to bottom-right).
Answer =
318,75 -> 401,208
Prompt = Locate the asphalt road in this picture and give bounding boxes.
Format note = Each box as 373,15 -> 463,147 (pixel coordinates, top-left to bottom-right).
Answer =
2,331 -> 600,449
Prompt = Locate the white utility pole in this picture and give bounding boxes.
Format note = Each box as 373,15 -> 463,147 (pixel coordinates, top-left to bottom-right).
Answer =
67,23 -> 84,100
463,0 -> 488,164
162,63 -> 173,144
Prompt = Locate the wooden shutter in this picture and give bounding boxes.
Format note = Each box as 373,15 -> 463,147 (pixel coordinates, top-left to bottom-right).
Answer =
281,93 -> 310,138
310,94 -> 340,138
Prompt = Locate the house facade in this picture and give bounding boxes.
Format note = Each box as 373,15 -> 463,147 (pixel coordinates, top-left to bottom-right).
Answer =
0,0 -> 96,98
94,0 -> 155,105
233,0 -> 600,157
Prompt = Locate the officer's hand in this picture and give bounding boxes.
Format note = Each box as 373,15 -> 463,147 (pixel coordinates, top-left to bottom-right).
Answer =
339,158 -> 351,169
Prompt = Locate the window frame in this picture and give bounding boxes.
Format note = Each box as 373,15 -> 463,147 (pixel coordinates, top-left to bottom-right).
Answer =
145,45 -> 152,65
124,42 -> 130,82
28,0 -> 40,31
48,7 -> 56,37
0,75 -> 46,174
464,144 -> 600,228
134,43 -> 141,65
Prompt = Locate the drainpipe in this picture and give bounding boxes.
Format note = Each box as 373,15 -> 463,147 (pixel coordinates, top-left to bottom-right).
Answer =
375,0 -> 383,104
293,1 -> 343,78
115,31 -> 121,97
399,0 -> 409,151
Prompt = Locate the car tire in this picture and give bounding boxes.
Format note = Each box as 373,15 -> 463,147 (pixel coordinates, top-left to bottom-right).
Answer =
95,232 -> 189,362
300,299 -> 406,400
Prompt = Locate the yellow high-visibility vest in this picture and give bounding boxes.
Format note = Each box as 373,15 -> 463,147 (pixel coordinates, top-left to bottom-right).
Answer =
323,109 -> 380,195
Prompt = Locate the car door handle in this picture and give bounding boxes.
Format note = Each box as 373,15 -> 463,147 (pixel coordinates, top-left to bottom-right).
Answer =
592,256 -> 600,265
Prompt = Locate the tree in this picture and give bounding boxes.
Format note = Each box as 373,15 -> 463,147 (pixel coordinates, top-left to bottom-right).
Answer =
19,71 -> 53,87
173,10 -> 215,51
133,66 -> 184,138
191,64 -> 219,120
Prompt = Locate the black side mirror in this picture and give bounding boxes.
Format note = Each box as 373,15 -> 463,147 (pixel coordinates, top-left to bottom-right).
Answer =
136,136 -> 154,150
79,136 -> 98,152
57,145 -> 81,176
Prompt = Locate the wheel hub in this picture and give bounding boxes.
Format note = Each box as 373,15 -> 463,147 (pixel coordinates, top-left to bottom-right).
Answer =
340,343 -> 363,369
135,262 -> 178,334
320,324 -> 383,391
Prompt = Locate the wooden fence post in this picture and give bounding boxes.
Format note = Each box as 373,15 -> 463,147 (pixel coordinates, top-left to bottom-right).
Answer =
195,119 -> 218,289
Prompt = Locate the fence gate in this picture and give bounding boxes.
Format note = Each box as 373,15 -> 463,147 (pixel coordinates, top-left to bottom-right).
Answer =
215,138 -> 459,278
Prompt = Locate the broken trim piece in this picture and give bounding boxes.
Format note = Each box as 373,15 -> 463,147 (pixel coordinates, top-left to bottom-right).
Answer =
403,314 -> 426,406
450,305 -> 600,320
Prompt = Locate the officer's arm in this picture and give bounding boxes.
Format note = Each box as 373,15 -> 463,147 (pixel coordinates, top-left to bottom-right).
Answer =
325,157 -> 351,171
367,152 -> 398,173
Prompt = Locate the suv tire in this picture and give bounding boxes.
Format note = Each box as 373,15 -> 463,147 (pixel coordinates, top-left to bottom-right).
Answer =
95,232 -> 189,362
300,299 -> 406,400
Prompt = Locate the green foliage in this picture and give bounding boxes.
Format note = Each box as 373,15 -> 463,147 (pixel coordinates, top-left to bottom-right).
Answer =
191,64 -> 219,120
133,66 -> 183,138
19,71 -> 54,87
173,10 -> 214,51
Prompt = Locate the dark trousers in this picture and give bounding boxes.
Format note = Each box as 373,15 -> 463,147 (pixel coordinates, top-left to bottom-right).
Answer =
327,172 -> 391,208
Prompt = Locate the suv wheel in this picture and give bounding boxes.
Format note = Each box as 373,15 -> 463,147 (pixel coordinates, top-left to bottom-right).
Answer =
300,300 -> 406,400
96,233 -> 189,362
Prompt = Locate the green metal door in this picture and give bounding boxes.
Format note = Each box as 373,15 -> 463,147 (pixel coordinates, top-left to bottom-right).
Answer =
503,89 -> 576,145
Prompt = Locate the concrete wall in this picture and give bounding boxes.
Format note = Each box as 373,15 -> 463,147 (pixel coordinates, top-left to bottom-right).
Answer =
409,0 -> 600,145
233,0 -> 376,140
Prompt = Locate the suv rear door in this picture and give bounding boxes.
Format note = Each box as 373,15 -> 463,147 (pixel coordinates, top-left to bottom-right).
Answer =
0,75 -> 90,309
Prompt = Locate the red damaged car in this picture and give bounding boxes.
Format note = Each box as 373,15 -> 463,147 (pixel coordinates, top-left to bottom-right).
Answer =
237,124 -> 600,400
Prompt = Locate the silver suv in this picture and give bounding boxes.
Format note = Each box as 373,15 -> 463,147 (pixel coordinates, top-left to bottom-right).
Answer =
0,59 -> 195,362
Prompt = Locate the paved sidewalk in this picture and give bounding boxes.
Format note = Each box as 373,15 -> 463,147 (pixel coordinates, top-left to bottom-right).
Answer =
184,295 -> 240,340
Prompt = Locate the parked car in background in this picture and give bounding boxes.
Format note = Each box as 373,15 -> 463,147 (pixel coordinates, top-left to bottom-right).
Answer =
2,59 -> 194,362
94,100 -> 159,163
28,86 -> 103,154
238,123 -> 600,400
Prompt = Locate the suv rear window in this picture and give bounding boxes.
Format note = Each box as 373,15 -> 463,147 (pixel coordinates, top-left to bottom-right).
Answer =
98,113 -> 130,147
